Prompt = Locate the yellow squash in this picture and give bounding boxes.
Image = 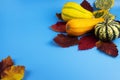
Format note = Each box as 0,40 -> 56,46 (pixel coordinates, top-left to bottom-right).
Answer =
66,18 -> 104,36
61,2 -> 94,21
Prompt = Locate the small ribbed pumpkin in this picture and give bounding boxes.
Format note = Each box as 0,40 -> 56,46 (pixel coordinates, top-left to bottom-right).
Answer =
95,19 -> 120,41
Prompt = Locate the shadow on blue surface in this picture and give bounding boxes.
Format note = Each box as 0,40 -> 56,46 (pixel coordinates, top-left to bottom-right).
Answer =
23,70 -> 31,80
49,40 -> 61,48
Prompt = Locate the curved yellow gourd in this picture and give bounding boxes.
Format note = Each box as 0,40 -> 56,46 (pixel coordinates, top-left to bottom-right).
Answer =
61,2 -> 94,21
66,18 -> 104,36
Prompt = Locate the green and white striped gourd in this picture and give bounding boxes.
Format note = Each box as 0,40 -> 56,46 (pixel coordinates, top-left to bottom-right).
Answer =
95,19 -> 120,41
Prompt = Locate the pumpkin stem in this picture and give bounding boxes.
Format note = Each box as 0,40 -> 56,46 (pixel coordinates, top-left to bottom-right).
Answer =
105,18 -> 111,26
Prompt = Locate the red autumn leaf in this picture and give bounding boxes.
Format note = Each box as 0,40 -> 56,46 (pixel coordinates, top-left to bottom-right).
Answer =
81,0 -> 94,12
96,41 -> 118,57
51,22 -> 66,32
54,34 -> 79,47
78,34 -> 98,50
56,13 -> 63,20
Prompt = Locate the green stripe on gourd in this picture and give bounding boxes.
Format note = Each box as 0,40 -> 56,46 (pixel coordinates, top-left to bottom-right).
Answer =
62,13 -> 81,19
95,19 -> 120,41
63,7 -> 86,14
62,8 -> 87,18
109,25 -> 116,40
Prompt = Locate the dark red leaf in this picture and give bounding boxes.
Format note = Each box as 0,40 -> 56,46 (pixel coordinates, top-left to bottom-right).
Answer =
78,34 -> 98,50
56,13 -> 63,20
54,34 -> 79,47
81,0 -> 94,12
51,22 -> 66,32
96,41 -> 118,57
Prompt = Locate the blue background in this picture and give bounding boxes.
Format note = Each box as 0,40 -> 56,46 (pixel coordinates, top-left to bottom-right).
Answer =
0,0 -> 120,80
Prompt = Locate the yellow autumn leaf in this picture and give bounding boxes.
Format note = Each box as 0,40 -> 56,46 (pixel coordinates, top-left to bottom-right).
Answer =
1,66 -> 25,80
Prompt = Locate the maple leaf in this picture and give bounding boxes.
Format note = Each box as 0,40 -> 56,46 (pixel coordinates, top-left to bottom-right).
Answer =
78,34 -> 98,50
96,41 -> 118,57
81,0 -> 94,12
0,56 -> 25,80
56,13 -> 63,20
1,66 -> 25,80
51,22 -> 66,32
54,34 -> 79,47
0,56 -> 14,78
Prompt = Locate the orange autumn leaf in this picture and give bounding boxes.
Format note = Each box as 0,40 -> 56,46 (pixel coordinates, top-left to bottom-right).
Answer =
96,41 -> 118,57
1,66 -> 25,80
0,56 -> 25,80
